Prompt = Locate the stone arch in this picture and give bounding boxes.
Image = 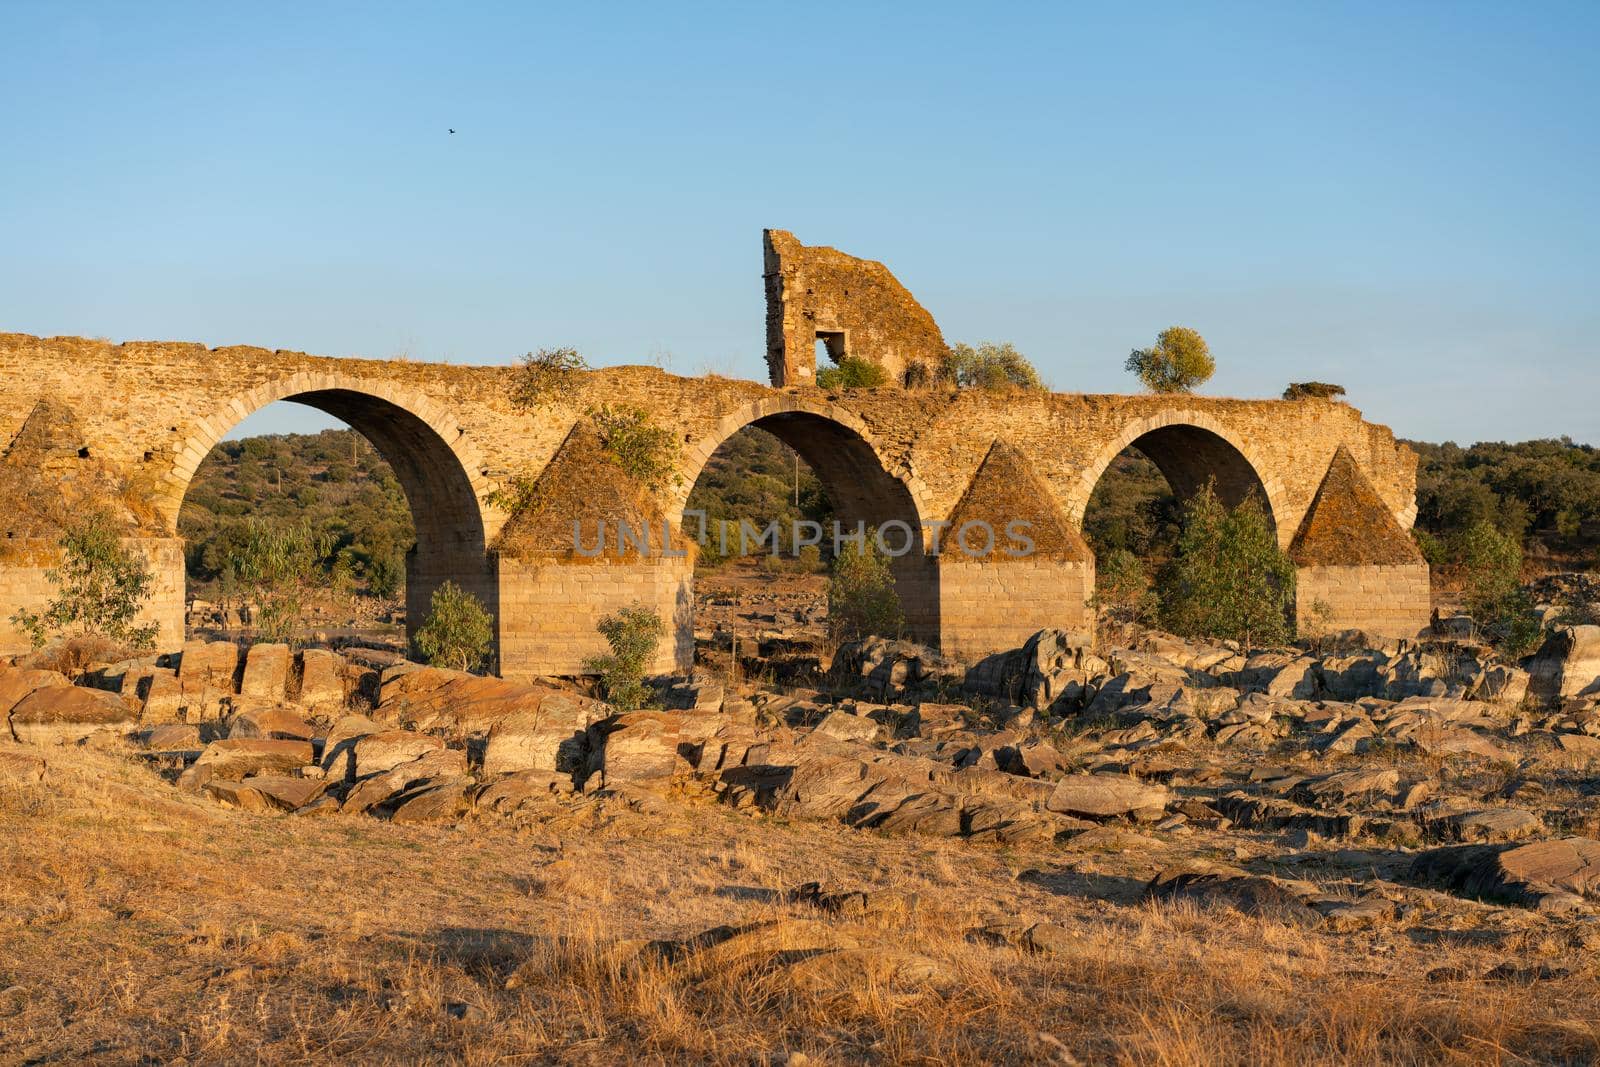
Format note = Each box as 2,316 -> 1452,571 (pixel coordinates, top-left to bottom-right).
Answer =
1071,410 -> 1290,548
160,371 -> 506,655
673,395 -> 939,641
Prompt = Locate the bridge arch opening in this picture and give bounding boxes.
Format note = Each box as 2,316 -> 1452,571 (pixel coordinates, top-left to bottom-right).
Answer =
1080,419 -> 1282,618
677,404 -> 934,675
172,385 -> 495,660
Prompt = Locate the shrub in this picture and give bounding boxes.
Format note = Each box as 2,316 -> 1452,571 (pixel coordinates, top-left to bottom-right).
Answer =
414,580 -> 495,672
1092,547 -> 1155,626
1283,381 -> 1347,401
941,342 -> 1044,391
1126,326 -> 1215,394
827,536 -> 904,643
586,606 -> 665,711
484,472 -> 542,517
1157,486 -> 1296,648
510,347 -> 588,411
1456,520 -> 1543,657
230,520 -> 331,644
590,405 -> 680,491
815,357 -> 890,390
10,509 -> 159,650
365,551 -> 404,600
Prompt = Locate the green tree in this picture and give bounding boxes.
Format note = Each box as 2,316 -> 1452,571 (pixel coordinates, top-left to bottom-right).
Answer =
231,520 -> 330,644
11,509 -> 159,650
1157,486 -> 1295,648
1456,520 -> 1543,657
827,536 -> 905,643
815,357 -> 890,390
510,346 -> 589,411
942,341 -> 1044,391
414,580 -> 495,671
1126,326 -> 1216,394
1092,547 -> 1155,627
585,606 -> 665,711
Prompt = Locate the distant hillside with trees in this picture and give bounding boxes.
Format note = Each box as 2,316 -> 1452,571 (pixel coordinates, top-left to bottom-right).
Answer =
178,429 -> 413,600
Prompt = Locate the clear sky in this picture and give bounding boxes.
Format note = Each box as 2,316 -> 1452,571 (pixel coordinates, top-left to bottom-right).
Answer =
2,1 -> 1596,445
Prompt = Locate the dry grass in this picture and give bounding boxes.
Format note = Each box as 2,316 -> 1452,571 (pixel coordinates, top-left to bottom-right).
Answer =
2,742 -> 1598,1065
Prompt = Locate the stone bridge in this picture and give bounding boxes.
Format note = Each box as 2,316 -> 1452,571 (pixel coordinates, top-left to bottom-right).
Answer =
0,233 -> 1430,677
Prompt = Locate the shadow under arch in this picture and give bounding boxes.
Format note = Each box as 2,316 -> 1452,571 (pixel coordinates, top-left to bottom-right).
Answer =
165,375 -> 502,661
675,397 -> 938,642
1073,411 -> 1288,547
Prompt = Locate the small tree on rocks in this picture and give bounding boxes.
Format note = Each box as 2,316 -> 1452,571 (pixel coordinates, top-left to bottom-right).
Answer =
586,606 -> 665,711
414,580 -> 495,672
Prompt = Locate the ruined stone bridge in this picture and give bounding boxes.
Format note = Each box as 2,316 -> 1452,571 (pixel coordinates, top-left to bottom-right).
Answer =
0,232 -> 1430,676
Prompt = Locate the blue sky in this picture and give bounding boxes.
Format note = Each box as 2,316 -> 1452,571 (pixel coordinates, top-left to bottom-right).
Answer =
2,1 -> 1596,444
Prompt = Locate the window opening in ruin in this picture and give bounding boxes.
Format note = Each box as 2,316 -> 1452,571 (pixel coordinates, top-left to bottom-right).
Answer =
815,330 -> 848,365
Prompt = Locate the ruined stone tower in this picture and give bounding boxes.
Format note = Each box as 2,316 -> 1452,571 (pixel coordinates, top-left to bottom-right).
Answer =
762,229 -> 948,387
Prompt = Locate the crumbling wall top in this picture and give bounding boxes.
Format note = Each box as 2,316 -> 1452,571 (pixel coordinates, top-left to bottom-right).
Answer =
763,229 -> 947,387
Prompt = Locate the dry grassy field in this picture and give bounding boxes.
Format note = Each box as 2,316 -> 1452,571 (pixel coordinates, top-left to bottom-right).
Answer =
3,736 -> 1598,1066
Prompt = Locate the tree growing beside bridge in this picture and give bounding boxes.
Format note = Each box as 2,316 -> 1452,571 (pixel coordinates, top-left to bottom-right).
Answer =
10,509 -> 159,651
587,606 -> 666,711
1126,327 -> 1215,394
1157,485 -> 1296,649
414,580 -> 494,672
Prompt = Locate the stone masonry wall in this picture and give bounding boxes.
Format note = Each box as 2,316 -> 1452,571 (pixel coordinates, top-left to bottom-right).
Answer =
937,558 -> 1095,662
496,555 -> 693,680
763,230 -> 948,387
1296,564 -> 1432,641
0,537 -> 184,655
0,331 -> 1428,669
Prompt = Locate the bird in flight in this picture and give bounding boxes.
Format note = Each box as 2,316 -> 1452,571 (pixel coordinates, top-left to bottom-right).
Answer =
448,128 -> 456,134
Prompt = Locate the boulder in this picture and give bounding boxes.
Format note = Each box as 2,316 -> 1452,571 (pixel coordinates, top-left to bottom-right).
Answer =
388,778 -> 475,824
376,667 -> 606,738
1045,774 -> 1168,820
239,643 -> 291,700
8,685 -> 135,745
236,774 -> 325,811
0,665 -> 70,715
1528,625 -> 1600,706
588,711 -> 682,787
998,742 -> 1067,779
1444,809 -> 1544,844
1146,864 -> 1321,925
320,715 -> 380,780
480,694 -> 600,776
352,730 -> 445,778
143,723 -> 203,751
227,704 -> 314,741
811,710 -> 881,744
1407,837 -> 1600,912
192,738 -> 315,781
178,640 -> 239,689
294,648 -> 347,708
476,769 -> 575,812
141,672 -> 217,723
342,748 -> 469,813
